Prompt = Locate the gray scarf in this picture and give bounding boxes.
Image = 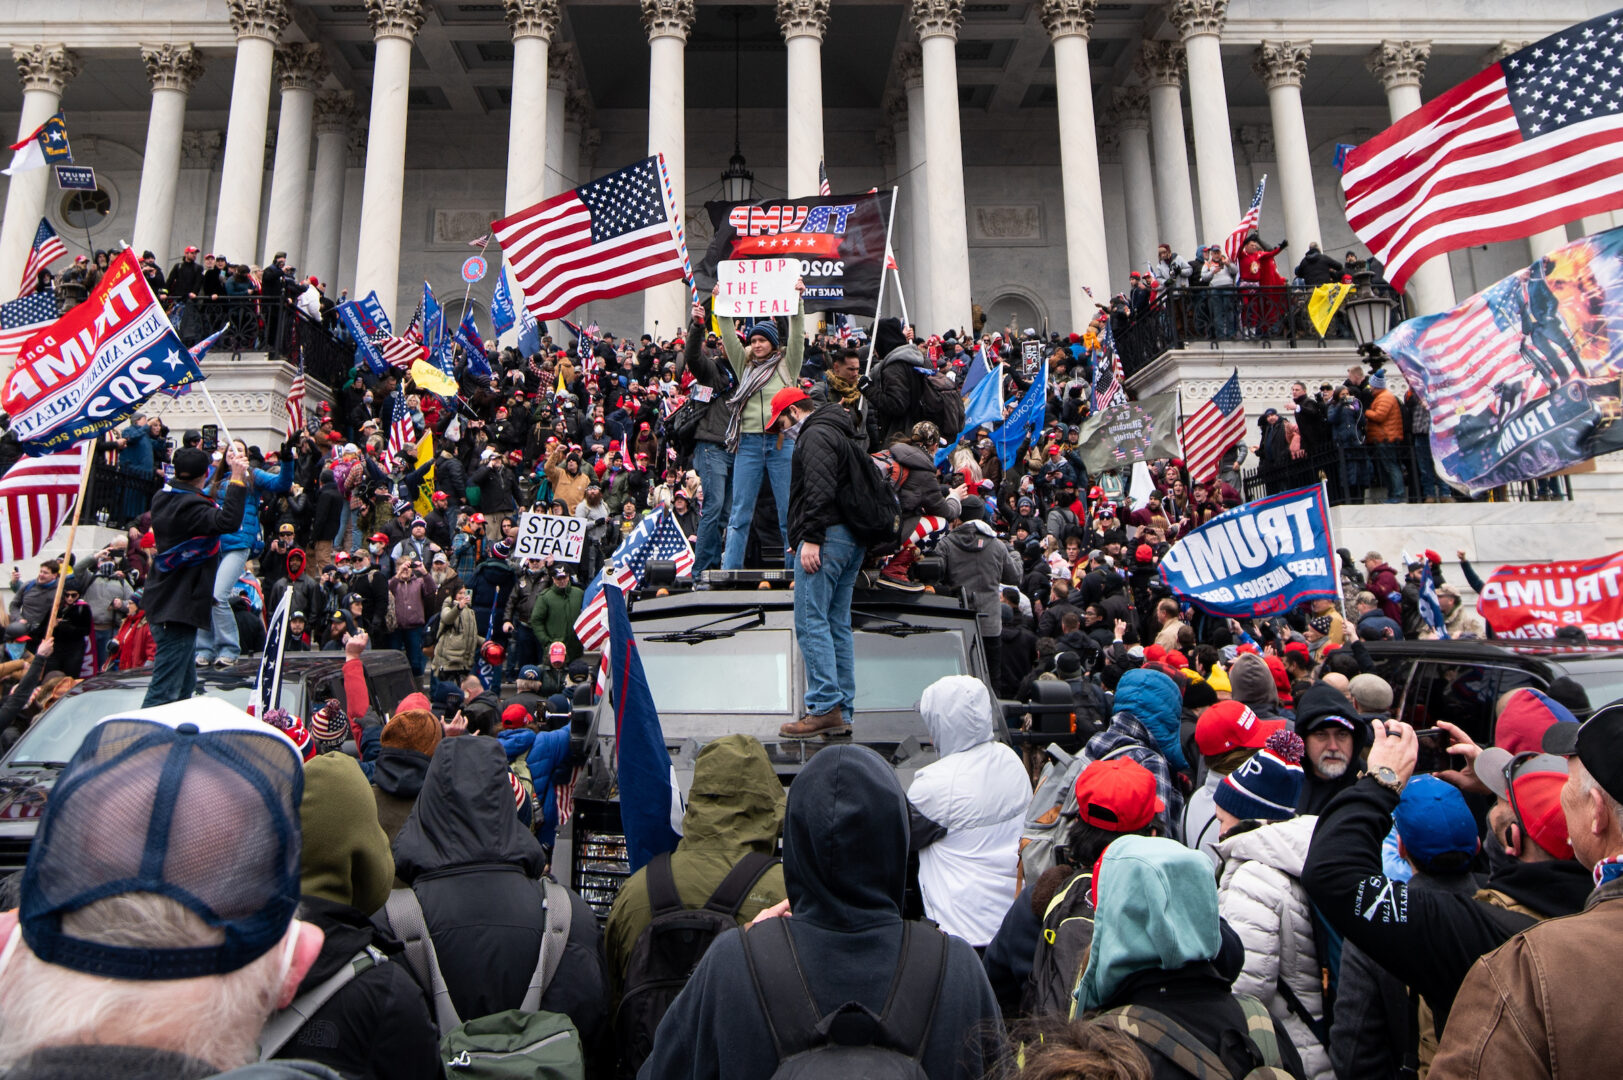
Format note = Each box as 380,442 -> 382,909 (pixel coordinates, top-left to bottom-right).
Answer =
723,351 -> 784,453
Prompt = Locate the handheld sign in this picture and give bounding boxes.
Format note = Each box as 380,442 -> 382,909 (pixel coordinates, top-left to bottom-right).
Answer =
513,512 -> 587,563
461,255 -> 488,284
1158,485 -> 1337,618
1021,340 -> 1041,376
714,258 -> 800,318
55,164 -> 96,191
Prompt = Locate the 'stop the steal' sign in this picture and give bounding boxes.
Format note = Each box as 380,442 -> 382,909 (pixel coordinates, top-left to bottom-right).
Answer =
1158,485 -> 1338,617
513,512 -> 587,563
714,259 -> 800,318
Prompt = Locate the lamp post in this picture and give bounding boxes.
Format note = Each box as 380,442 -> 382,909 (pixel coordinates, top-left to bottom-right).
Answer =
719,6 -> 754,203
1343,267 -> 1396,366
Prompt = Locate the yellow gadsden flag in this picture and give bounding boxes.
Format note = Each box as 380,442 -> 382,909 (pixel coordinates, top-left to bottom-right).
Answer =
1308,283 -> 1354,338
409,358 -> 458,398
412,431 -> 437,516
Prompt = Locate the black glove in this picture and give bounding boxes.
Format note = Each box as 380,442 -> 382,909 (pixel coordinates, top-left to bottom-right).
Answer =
1277,239 -> 1289,249
857,374 -> 873,393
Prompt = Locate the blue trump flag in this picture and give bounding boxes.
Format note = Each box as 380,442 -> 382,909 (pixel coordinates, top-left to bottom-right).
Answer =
1159,484 -> 1338,618
990,353 -> 1048,468
961,343 -> 993,397
605,580 -> 679,872
963,356 -> 1005,434
334,291 -> 392,377
1418,562 -> 1450,638
517,301 -> 541,359
490,269 -> 517,337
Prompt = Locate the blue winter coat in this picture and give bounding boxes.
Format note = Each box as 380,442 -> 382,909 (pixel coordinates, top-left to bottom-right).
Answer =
220,457 -> 295,553
496,725 -> 573,848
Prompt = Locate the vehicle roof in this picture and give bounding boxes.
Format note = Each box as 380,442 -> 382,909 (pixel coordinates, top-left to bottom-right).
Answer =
1362,639 -> 1623,666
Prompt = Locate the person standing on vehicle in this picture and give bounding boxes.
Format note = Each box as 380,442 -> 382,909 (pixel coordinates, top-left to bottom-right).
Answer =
141,446 -> 249,708
678,302 -> 737,574
939,495 -> 1021,686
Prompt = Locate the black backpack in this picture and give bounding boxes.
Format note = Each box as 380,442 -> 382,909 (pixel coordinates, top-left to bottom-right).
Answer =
614,851 -> 777,1079
915,366 -> 966,441
840,439 -> 903,548
740,916 -> 947,1080
1023,869 -> 1096,1019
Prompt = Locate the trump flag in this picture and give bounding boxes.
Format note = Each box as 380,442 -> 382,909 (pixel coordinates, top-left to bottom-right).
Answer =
1159,485 -> 1338,618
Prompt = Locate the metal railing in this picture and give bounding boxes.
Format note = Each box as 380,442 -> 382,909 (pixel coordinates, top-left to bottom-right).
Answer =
161,295 -> 356,388
82,461 -> 166,531
1240,443 -> 1572,507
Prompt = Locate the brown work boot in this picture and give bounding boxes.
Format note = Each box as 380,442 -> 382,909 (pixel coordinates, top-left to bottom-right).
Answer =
779,708 -> 852,740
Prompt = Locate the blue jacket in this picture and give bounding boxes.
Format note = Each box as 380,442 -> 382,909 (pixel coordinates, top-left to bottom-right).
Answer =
120,425 -> 157,474
496,725 -> 573,847
221,458 -> 295,553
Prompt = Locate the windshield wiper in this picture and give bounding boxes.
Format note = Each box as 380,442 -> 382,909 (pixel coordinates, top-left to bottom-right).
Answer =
854,613 -> 945,636
647,606 -> 767,644
9,761 -> 70,770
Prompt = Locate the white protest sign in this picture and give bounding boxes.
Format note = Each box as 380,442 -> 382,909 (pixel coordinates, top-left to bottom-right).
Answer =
714,258 -> 800,318
513,512 -> 587,562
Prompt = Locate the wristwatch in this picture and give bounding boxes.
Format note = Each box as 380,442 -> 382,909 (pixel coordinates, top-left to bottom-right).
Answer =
1367,766 -> 1403,794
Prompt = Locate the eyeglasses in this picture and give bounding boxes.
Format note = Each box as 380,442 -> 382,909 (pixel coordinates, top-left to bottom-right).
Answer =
1503,751 -> 1541,840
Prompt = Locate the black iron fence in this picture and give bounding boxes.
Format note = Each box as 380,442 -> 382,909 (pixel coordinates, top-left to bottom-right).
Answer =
1241,443 -> 1572,508
161,296 -> 356,389
82,461 -> 166,531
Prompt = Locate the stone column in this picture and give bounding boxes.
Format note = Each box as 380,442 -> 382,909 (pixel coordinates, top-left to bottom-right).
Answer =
779,0 -> 829,198
211,0 -> 287,263
304,91 -> 353,293
1252,40 -> 1320,250
132,44 -> 205,268
505,0 -> 558,215
338,124 -> 366,296
1041,0 -> 1110,316
354,0 -> 426,323
1112,88 -> 1158,274
1367,40 -> 1455,315
641,0 -> 694,336
1170,0 -> 1240,236
896,49 -> 934,335
0,45 -> 80,297
543,46 -> 573,197
912,0 -> 974,333
1136,41 -> 1197,256
261,43 -> 326,265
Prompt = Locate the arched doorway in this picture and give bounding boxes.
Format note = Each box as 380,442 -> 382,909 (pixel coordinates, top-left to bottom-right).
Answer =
983,289 -> 1047,338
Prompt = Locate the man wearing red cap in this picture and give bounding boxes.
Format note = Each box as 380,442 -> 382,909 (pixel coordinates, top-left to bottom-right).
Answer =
1184,700 -> 1288,866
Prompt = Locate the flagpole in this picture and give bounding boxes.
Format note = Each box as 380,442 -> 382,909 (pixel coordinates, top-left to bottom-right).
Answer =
1319,477 -> 1347,620
889,256 -> 911,330
197,383 -> 235,449
863,187 -> 902,378
41,442 -> 96,646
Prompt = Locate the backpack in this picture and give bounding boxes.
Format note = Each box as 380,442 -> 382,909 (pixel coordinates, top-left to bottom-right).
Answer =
614,851 -> 778,1079
1018,743 -> 1138,887
383,878 -> 583,1080
840,439 -> 903,548
912,364 -> 965,441
257,945 -> 388,1061
740,917 -> 947,1080
1024,870 -> 1096,1020
1092,994 -> 1294,1080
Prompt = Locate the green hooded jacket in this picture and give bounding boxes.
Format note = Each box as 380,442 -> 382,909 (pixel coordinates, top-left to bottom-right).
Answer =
529,582 -> 584,658
605,734 -> 788,995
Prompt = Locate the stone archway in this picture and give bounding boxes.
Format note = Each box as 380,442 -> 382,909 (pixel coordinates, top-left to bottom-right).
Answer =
982,285 -> 1050,338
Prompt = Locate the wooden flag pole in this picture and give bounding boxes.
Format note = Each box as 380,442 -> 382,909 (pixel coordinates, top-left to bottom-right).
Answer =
41,443 -> 96,643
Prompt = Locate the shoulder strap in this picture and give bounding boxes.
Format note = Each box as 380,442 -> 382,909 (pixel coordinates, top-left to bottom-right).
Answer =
877,923 -> 948,1060
257,946 -> 384,1060
383,887 -> 461,1033
740,915 -> 822,1061
704,852 -> 779,918
519,876 -> 574,1012
1233,994 -> 1285,1068
645,852 -> 684,918
1093,1005 -> 1229,1080
1272,973 -> 1329,1047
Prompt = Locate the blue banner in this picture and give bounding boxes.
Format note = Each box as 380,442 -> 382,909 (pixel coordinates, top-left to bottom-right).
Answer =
990,353 -> 1048,468
605,580 -> 680,872
334,291 -> 392,377
491,269 -> 516,337
1158,485 -> 1338,617
517,301 -> 541,359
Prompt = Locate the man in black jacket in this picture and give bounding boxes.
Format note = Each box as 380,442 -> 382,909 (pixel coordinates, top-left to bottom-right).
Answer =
165,244 -> 204,299
858,316 -> 932,447
678,302 -> 737,573
141,446 -> 249,707
1294,241 -> 1344,286
773,389 -> 864,740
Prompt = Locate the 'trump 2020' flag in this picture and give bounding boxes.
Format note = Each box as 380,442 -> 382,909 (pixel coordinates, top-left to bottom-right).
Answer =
604,580 -> 680,873
2,250 -> 203,454
1343,11 -> 1623,293
1159,485 -> 1337,618
334,291 -> 393,377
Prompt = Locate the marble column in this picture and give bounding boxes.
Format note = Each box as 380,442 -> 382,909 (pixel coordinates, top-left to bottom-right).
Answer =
641,0 -> 694,336
912,0 -> 973,333
174,130 -> 223,259
1252,40 -> 1320,249
1112,88 -> 1158,274
779,0 -> 829,198
354,0 -> 427,323
1041,0 -> 1110,316
1367,40 -> 1456,315
505,0 -> 558,215
1170,0 -> 1239,236
132,44 -> 205,268
896,49 -> 934,335
212,0 -> 287,263
1135,40 -> 1198,256
543,46 -> 573,197
262,43 -> 326,265
304,91 -> 354,293
0,45 -> 80,298
338,124 -> 366,297
1581,213 -> 1617,236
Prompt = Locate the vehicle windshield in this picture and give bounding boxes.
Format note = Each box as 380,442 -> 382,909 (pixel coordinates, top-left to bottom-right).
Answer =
639,630 -> 794,715
852,630 -> 968,711
1561,660 -> 1623,712
7,684 -> 299,766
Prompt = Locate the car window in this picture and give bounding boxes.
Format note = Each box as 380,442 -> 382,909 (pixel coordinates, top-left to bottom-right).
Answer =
1557,661 -> 1623,713
639,630 -> 794,716
1406,662 -> 1541,746
851,631 -> 969,712
7,683 -> 297,766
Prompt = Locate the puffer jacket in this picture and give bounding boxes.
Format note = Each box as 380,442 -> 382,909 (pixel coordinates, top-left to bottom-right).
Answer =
431,600 -> 481,673
1217,815 -> 1331,1080
1364,388 -> 1404,444
785,401 -> 852,551
940,520 -> 1022,638
220,456 -> 296,553
907,676 -> 1031,947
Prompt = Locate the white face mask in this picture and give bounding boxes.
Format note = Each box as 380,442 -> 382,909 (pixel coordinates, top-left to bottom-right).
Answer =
593,425 -> 604,436
369,543 -> 382,555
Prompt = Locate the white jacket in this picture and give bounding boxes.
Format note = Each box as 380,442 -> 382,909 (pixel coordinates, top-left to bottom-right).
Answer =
1216,815 -> 1332,1080
908,675 -> 1031,946
1182,770 -> 1224,871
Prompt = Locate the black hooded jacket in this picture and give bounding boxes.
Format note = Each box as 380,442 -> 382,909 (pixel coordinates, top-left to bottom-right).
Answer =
860,317 -> 932,446
385,739 -> 609,1049
1293,681 -> 1370,814
636,745 -> 1004,1080
786,401 -> 856,550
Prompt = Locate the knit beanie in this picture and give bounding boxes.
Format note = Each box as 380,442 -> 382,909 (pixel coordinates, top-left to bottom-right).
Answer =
299,753 -> 394,913
746,320 -> 781,350
1215,731 -> 1305,822
382,708 -> 443,755
309,698 -> 349,753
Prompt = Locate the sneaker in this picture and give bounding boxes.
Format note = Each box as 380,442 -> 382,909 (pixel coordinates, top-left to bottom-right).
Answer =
779,709 -> 853,741
195,656 -> 210,667
877,574 -> 925,593
213,656 -> 236,668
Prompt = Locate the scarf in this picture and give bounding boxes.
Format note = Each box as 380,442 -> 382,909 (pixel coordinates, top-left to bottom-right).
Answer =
724,350 -> 784,453
826,368 -> 862,409
1594,853 -> 1623,889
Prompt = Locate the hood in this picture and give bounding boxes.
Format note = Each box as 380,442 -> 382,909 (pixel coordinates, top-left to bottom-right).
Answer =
1216,813 -> 1316,878
1229,653 -> 1279,711
881,341 -> 927,371
887,442 -> 935,469
919,674 -> 996,757
1294,682 -> 1370,749
372,747 -> 432,799
392,737 -> 546,882
873,316 -> 908,358
1077,835 -> 1222,1011
286,547 -> 306,580
1111,668 -> 1188,771
945,519 -> 998,551
782,745 -> 908,932
300,753 -> 394,914
679,734 -> 785,854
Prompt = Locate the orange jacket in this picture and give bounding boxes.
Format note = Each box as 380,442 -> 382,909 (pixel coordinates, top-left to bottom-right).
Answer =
1365,389 -> 1404,444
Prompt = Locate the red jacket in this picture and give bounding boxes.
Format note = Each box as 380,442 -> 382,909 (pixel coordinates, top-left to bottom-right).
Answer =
113,611 -> 154,670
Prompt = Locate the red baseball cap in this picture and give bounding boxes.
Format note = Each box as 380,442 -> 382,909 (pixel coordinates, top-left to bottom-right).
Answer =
501,704 -> 531,730
1493,688 -> 1579,756
1195,700 -> 1287,756
1143,644 -> 1167,663
1074,758 -> 1165,832
1477,748 -> 1572,858
767,387 -> 811,430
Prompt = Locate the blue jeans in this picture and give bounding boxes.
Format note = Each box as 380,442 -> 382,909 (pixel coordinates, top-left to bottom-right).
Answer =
396,625 -> 426,676
195,547 -> 251,662
793,524 -> 864,718
692,440 -> 732,573
1373,443 -> 1407,502
1411,435 -> 1439,499
144,620 -> 199,707
722,433 -> 794,570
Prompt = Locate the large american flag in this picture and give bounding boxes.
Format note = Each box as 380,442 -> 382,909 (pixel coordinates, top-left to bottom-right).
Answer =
0,448 -> 83,563
1344,12 -> 1623,293
491,155 -> 687,321
18,218 -> 65,297
1182,370 -> 1247,484
1224,176 -> 1267,264
0,290 -> 59,355
286,356 -> 306,438
573,505 -> 695,652
380,391 -> 414,470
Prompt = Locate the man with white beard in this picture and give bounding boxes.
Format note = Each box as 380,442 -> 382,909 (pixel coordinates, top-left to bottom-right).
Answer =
1293,681 -> 1371,815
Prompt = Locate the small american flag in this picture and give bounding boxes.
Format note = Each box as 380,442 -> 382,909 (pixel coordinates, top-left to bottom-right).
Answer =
381,391 -> 414,469
0,447 -> 83,563
0,289 -> 59,356
378,335 -> 424,370
1224,175 -> 1267,265
286,356 -> 306,438
18,218 -> 65,297
491,156 -> 687,320
468,233 -> 490,250
818,160 -> 832,197
572,505 -> 695,652
911,515 -> 948,545
1091,323 -> 1124,412
1182,369 -> 1247,484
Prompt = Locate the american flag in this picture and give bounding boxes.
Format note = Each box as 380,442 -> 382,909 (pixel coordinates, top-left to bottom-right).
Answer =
0,447 -> 83,563
18,218 -> 64,297
911,515 -> 948,545
491,156 -> 687,321
1182,370 -> 1247,484
380,391 -> 414,469
1091,324 -> 1124,412
375,334 -> 424,370
1400,278 -> 1532,439
467,233 -> 490,250
1224,176 -> 1267,265
818,160 -> 832,197
0,289 -> 59,355
572,505 -> 695,652
1344,13 -> 1623,293
286,356 -> 306,438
